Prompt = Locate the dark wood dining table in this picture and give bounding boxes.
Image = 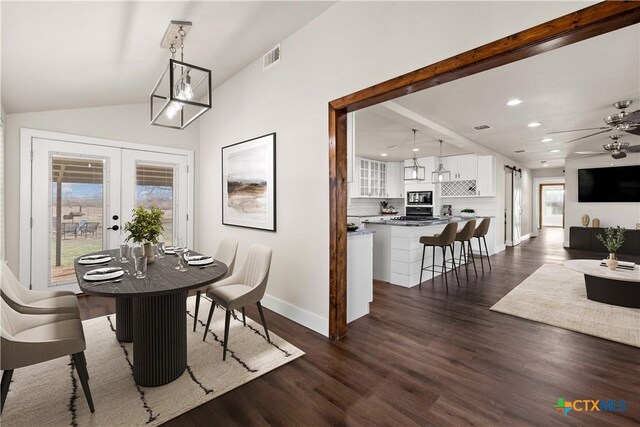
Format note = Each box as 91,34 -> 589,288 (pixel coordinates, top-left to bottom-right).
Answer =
74,249 -> 228,387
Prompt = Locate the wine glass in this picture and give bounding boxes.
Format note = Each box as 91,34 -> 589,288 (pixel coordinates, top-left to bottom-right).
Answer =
156,234 -> 166,259
175,238 -> 189,272
119,233 -> 130,263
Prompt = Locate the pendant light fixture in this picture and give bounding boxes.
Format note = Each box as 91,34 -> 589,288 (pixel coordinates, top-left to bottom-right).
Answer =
432,139 -> 451,184
404,129 -> 426,181
150,21 -> 212,130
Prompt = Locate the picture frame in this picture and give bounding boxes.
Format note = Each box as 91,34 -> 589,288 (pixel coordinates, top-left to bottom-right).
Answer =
222,133 -> 276,231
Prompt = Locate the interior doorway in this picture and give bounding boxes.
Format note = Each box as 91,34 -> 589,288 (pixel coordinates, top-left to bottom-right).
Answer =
539,183 -> 565,228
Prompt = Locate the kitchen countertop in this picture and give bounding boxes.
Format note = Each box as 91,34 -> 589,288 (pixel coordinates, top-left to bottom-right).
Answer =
348,229 -> 376,236
364,216 -> 494,227
347,214 -> 400,218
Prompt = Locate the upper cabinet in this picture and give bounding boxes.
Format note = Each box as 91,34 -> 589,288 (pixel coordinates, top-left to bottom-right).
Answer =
385,161 -> 404,198
475,155 -> 496,197
441,154 -> 477,181
438,154 -> 496,197
351,158 -> 404,198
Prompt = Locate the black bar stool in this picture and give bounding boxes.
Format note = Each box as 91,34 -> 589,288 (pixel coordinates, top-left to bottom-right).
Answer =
455,220 -> 477,281
473,217 -> 492,273
419,223 -> 459,293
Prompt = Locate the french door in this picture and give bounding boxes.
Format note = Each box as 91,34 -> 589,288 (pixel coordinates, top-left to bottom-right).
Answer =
30,138 -> 190,293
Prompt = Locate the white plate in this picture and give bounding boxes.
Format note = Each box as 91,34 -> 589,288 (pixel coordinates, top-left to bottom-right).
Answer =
188,256 -> 214,266
78,255 -> 112,265
83,267 -> 124,282
164,246 -> 185,255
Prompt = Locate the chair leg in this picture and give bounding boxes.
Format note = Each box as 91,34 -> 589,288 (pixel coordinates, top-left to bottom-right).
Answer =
431,246 -> 435,282
193,290 -> 201,332
241,307 -> 246,326
222,309 -> 231,361
72,353 -> 95,413
477,237 -> 485,274
441,246 -> 448,294
468,241 -> 478,277
256,301 -> 271,343
450,245 -> 460,287
483,236 -> 492,270
78,352 -> 88,379
1,369 -> 14,414
419,245 -> 426,288
460,241 -> 469,281
202,302 -> 215,341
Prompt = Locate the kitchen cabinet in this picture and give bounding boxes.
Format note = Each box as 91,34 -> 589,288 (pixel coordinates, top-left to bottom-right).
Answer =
476,155 -> 496,196
385,161 -> 404,198
353,157 -> 390,198
442,154 -> 478,181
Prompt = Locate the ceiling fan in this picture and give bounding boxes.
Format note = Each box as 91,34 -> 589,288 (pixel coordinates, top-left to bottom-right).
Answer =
548,100 -> 640,144
574,134 -> 640,160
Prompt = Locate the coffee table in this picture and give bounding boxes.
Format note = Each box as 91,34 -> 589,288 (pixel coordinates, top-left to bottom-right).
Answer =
74,249 -> 228,386
564,259 -> 640,309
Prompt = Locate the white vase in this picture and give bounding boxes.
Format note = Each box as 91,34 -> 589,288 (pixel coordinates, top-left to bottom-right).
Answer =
605,253 -> 618,271
144,242 -> 155,264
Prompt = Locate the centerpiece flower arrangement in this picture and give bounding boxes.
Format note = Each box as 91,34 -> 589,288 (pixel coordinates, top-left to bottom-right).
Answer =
124,207 -> 164,263
596,226 -> 626,270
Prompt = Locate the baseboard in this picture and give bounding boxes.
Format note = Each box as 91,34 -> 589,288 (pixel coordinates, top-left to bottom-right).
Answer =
521,233 -> 531,241
261,293 -> 328,337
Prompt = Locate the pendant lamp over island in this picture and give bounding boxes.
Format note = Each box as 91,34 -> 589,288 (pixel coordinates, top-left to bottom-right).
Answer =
432,139 -> 451,184
150,21 -> 212,130
404,129 -> 426,181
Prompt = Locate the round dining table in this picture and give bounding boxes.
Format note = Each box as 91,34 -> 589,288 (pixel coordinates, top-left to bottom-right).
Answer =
74,249 -> 228,387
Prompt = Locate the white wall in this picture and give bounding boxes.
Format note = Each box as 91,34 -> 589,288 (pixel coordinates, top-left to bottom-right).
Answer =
197,1 -> 587,335
564,154 -> 640,246
532,167 -> 565,179
4,103 -> 200,273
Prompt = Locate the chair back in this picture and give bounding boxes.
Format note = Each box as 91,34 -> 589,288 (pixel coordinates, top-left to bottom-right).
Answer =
1,263 -> 33,308
438,223 -> 459,245
456,220 -> 477,241
474,217 -> 491,238
239,244 -> 272,299
215,238 -> 239,278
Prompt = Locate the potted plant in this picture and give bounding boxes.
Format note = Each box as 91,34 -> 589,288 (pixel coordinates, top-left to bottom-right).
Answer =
460,208 -> 475,218
596,226 -> 626,270
124,207 -> 164,263
379,200 -> 397,214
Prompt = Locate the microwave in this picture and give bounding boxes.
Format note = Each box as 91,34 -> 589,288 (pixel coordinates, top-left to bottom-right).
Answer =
407,191 -> 433,205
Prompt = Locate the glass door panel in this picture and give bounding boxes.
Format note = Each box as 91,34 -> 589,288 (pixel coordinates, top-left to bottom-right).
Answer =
541,184 -> 565,227
135,163 -> 176,246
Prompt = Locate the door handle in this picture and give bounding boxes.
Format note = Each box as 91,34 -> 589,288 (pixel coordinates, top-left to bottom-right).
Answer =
108,225 -> 120,231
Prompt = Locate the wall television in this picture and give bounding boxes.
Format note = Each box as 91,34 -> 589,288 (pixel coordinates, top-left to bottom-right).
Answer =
578,165 -> 640,202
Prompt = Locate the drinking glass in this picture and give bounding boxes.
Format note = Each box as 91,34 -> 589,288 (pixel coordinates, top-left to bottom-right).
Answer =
133,246 -> 147,279
174,238 -> 189,272
119,234 -> 130,263
156,236 -> 166,259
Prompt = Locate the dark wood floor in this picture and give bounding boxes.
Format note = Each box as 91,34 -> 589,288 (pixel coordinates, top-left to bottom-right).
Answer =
79,228 -> 640,426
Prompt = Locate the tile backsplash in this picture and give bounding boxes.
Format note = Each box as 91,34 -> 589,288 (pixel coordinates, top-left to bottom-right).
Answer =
348,198 -> 404,216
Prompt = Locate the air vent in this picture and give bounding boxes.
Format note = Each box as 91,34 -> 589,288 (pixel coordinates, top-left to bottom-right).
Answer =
472,124 -> 492,131
514,149 -> 526,153
263,44 -> 281,70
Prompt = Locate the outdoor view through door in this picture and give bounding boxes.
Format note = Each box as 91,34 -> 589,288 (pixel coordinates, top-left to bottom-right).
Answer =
540,184 -> 565,228
51,157 -> 105,284
136,163 -> 175,246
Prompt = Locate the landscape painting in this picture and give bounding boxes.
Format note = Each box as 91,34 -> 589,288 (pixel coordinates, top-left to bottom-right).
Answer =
222,133 -> 276,231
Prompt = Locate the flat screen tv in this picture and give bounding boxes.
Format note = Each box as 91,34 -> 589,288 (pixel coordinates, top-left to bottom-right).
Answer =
578,165 -> 640,202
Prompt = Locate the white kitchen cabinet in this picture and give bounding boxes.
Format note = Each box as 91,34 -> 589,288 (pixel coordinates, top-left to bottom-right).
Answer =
353,157 -> 389,198
385,161 -> 404,198
442,154 -> 477,181
347,232 -> 373,323
476,155 -> 496,196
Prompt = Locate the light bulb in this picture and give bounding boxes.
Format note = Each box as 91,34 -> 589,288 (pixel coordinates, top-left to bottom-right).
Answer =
412,169 -> 417,179
439,173 -> 443,182
166,101 -> 182,119
183,74 -> 194,100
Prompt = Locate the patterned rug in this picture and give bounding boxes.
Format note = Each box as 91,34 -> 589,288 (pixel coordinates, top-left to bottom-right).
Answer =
2,296 -> 304,426
491,264 -> 640,347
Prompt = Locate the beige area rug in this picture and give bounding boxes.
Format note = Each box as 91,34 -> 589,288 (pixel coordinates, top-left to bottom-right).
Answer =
2,296 -> 304,426
490,264 -> 640,348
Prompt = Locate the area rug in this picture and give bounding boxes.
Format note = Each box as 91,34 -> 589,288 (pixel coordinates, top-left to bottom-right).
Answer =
1,296 -> 304,426
490,264 -> 640,348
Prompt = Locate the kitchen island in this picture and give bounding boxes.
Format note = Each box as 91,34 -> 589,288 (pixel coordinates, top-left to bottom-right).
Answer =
364,217 -> 495,287
347,229 -> 374,322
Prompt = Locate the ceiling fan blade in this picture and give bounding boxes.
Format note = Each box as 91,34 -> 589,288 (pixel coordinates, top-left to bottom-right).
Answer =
563,129 -> 612,144
625,145 -> 640,153
625,127 -> 640,136
621,110 -> 640,123
569,153 -> 606,160
548,127 -> 609,134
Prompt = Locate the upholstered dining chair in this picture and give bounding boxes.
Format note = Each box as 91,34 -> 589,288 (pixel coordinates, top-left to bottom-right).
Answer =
1,299 -> 94,414
202,244 -> 273,361
192,238 -> 238,332
1,262 -> 80,316
418,222 -> 459,293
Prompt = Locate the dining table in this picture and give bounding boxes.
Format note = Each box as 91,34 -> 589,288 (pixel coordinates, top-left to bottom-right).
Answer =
74,248 -> 228,387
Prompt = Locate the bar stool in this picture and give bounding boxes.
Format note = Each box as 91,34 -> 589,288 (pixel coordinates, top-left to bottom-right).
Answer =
455,220 -> 478,281
419,223 -> 459,294
473,217 -> 492,273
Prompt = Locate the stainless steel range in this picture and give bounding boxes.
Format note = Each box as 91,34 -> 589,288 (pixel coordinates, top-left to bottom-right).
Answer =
403,206 -> 434,220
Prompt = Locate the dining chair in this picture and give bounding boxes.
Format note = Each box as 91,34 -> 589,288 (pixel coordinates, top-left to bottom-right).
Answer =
193,238 -> 238,332
1,262 -> 80,316
1,299 -> 94,414
202,244 -> 273,361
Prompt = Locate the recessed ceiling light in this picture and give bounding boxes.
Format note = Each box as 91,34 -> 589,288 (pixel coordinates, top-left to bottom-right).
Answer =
541,138 -> 553,143
506,98 -> 523,106
549,149 -> 560,153
380,153 -> 388,157
528,122 -> 542,128
543,164 -> 549,167
412,148 -> 420,152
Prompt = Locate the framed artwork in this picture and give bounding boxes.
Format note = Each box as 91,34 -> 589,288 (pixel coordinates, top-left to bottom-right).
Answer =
222,133 -> 276,231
